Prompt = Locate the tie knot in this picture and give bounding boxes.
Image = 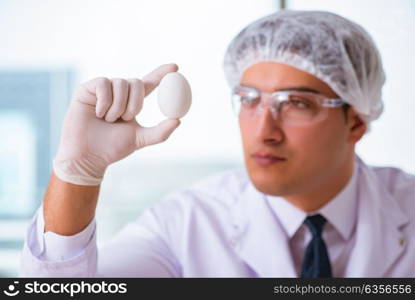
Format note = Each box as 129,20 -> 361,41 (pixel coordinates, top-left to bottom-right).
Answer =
303,214 -> 327,237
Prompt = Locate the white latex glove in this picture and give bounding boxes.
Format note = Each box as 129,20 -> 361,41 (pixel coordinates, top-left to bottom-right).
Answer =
53,64 -> 181,186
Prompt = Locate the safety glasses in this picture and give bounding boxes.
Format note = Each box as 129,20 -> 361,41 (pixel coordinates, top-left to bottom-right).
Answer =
231,85 -> 347,126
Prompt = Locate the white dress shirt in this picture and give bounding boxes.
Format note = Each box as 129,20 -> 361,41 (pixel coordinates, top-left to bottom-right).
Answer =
265,160 -> 358,277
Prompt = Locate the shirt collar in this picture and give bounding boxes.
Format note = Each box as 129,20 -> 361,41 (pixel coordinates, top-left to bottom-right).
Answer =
265,157 -> 359,241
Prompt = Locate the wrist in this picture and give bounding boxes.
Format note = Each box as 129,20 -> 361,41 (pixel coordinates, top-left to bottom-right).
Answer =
52,153 -> 108,186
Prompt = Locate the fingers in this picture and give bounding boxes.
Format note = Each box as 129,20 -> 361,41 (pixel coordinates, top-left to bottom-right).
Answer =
142,63 -> 178,96
95,79 -> 113,118
121,79 -> 145,121
91,78 -> 144,122
104,79 -> 129,122
81,63 -> 178,122
81,77 -> 113,118
136,119 -> 181,148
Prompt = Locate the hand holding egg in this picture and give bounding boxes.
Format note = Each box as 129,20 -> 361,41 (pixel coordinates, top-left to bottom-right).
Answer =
53,64 -> 190,186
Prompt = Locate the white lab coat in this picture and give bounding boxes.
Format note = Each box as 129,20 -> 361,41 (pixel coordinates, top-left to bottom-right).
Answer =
19,156 -> 415,277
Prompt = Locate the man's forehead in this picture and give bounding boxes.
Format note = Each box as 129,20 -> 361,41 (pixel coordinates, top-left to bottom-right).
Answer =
240,62 -> 338,97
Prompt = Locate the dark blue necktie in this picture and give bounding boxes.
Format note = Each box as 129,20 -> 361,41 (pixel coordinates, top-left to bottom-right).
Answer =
300,214 -> 332,278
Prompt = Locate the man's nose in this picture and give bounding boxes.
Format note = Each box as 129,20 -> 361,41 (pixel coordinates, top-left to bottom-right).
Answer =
254,105 -> 284,144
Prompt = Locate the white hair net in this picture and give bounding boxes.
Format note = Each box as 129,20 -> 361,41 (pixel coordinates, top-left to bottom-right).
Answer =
223,10 -> 386,123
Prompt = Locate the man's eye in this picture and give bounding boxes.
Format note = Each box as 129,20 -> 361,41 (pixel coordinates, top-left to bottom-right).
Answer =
241,96 -> 259,105
287,99 -> 312,109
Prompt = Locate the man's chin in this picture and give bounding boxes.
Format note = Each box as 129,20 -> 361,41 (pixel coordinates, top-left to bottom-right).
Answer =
248,171 -> 289,196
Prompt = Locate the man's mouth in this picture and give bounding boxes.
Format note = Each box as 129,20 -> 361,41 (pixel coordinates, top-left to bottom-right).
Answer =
251,152 -> 286,166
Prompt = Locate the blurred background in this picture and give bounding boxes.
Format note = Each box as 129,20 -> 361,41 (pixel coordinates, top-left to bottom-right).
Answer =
0,0 -> 414,276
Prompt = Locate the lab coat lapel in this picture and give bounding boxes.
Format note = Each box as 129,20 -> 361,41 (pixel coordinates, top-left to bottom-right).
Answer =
345,158 -> 409,277
231,182 -> 297,277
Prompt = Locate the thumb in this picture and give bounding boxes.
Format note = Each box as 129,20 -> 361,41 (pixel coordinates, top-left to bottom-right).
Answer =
136,119 -> 181,148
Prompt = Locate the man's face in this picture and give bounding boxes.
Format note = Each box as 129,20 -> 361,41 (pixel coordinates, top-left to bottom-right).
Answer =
239,62 -> 364,197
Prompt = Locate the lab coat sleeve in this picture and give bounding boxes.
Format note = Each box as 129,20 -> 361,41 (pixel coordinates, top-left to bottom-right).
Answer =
19,204 -> 181,277
39,205 -> 96,261
19,205 -> 98,277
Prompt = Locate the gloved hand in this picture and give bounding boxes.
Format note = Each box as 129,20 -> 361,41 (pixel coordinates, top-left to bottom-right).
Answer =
53,64 -> 181,186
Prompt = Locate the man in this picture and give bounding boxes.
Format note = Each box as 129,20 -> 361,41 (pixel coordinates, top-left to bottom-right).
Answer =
20,10 -> 415,277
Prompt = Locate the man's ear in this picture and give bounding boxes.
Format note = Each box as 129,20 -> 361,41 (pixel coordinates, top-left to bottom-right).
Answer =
347,108 -> 366,143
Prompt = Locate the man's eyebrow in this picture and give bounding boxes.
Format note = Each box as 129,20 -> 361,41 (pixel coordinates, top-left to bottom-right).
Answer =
275,86 -> 320,93
240,84 -> 321,94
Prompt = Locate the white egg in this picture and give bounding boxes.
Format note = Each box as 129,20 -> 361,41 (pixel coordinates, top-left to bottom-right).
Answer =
157,72 -> 192,119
